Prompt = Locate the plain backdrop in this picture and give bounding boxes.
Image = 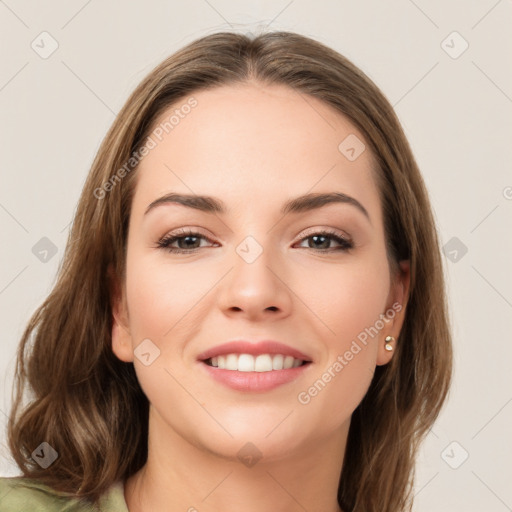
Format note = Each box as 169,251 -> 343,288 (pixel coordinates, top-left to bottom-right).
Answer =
1,1 -> 511,510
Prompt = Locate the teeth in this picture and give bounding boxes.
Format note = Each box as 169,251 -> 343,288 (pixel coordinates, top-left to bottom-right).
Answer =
226,354 -> 238,370
238,354 -> 254,372
209,353 -> 305,372
254,354 -> 272,372
272,354 -> 284,370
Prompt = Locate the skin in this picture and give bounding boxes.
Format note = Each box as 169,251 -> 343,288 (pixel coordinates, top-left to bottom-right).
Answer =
111,82 -> 410,512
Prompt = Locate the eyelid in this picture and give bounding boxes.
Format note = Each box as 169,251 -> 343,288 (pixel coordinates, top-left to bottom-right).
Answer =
157,226 -> 352,245
158,226 -> 214,241
156,226 -> 354,254
156,227 -> 215,245
296,226 -> 353,244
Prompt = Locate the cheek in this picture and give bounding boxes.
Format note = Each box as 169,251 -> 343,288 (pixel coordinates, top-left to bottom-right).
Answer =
123,253 -> 209,402
296,283 -> 383,431
124,251 -> 206,340
294,254 -> 388,421
297,349 -> 376,437
304,253 -> 390,346
123,249 -> 224,379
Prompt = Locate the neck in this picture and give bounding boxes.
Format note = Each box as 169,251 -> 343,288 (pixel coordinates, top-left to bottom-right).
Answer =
124,406 -> 347,512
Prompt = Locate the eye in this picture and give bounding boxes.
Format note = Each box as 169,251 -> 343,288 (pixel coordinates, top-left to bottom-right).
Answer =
295,229 -> 354,252
156,228 -> 353,254
156,229 -> 215,254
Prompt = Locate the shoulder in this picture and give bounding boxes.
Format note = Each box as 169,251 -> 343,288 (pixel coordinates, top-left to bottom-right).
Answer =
0,476 -> 129,512
0,476 -> 90,511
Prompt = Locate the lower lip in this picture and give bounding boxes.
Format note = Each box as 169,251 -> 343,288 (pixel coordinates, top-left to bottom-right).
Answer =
198,361 -> 312,392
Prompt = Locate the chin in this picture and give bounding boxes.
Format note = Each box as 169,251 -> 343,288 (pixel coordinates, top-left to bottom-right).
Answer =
191,416 -> 311,462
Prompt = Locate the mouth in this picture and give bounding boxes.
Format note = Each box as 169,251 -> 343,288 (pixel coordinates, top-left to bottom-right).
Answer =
199,355 -> 313,392
202,354 -> 312,372
196,340 -> 313,391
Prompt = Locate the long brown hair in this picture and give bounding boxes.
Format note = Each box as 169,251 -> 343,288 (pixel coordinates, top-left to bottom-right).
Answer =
6,31 -> 452,511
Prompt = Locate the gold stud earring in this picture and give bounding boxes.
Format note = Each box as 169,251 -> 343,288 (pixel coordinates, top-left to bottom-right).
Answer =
385,336 -> 395,351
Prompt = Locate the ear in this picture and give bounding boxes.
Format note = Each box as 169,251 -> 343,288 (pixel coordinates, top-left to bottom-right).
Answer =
108,264 -> 134,363
376,259 -> 410,366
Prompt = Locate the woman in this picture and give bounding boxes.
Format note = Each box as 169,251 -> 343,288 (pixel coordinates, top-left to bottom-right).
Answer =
1,31 -> 452,512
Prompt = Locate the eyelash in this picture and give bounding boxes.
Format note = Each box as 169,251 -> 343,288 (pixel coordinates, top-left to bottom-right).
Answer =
156,228 -> 354,254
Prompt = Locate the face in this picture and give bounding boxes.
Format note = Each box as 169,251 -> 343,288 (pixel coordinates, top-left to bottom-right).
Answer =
111,82 -> 409,462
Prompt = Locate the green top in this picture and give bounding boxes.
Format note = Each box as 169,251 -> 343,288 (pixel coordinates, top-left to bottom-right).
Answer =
0,476 -> 129,511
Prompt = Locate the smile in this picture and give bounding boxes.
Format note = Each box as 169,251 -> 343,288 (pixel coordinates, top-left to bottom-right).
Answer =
205,353 -> 308,372
199,356 -> 312,392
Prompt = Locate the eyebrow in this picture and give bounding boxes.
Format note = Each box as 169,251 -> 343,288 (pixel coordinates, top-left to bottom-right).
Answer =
144,192 -> 370,222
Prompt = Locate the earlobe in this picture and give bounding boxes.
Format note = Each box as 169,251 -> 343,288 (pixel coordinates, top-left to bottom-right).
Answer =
108,265 -> 134,363
384,335 -> 394,352
376,259 -> 411,366
376,336 -> 395,366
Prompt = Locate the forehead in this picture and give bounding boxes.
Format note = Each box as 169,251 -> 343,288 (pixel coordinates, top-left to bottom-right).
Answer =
131,82 -> 381,223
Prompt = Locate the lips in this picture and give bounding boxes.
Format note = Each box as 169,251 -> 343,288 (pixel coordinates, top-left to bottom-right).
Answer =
196,340 -> 313,392
196,340 -> 313,363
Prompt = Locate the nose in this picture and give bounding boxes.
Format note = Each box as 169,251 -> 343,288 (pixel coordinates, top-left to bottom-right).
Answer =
216,240 -> 293,322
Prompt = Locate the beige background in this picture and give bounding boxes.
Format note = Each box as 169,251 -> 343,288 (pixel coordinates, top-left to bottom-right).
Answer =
1,1 -> 511,510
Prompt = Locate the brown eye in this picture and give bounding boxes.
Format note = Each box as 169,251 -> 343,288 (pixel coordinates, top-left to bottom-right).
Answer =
296,230 -> 353,252
157,230 -> 214,253
157,229 -> 353,254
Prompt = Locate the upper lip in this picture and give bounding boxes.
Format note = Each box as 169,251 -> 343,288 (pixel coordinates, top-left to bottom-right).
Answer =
197,340 -> 313,362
